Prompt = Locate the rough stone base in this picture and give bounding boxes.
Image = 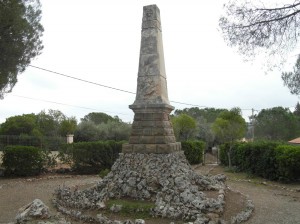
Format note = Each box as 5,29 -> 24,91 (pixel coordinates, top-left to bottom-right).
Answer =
122,142 -> 181,153
54,152 -> 227,222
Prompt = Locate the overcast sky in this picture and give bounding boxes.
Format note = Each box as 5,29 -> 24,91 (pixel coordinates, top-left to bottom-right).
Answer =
1,0 -> 299,124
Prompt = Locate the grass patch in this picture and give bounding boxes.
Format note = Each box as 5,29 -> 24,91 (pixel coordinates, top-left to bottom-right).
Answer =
105,198 -> 155,219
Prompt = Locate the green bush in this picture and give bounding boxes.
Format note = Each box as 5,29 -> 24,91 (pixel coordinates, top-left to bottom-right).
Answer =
220,141 -> 300,181
2,146 -> 46,176
59,140 -> 124,174
182,140 -> 205,164
275,145 -> 300,181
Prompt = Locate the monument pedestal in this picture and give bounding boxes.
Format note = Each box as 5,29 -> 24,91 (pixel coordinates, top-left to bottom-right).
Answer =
123,104 -> 181,153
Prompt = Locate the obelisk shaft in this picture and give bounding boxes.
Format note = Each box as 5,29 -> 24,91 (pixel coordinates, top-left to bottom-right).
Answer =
122,5 -> 181,154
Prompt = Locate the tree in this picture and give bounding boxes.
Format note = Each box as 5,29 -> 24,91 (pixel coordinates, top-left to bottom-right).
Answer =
282,55 -> 300,95
212,108 -> 246,168
81,112 -> 116,125
172,114 -> 197,141
220,0 -> 300,57
75,112 -> 131,142
254,107 -> 300,140
294,102 -> 300,117
0,0 -> 44,99
174,107 -> 226,146
0,114 -> 38,136
60,117 -> 77,136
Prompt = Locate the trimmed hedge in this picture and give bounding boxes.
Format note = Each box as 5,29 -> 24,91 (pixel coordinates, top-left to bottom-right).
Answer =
1,146 -> 46,176
220,141 -> 300,181
58,140 -> 124,174
275,145 -> 300,181
182,140 -> 205,164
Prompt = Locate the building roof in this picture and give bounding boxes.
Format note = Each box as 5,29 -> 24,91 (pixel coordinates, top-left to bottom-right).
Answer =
288,137 -> 300,144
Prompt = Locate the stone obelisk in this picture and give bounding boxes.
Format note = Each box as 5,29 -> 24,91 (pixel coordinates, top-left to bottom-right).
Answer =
123,4 -> 181,153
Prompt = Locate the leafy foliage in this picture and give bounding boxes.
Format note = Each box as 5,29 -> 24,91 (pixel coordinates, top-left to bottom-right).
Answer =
2,145 -> 46,176
254,107 -> 299,141
282,55 -> 300,95
0,110 -> 77,138
0,0 -> 44,98
0,114 -> 37,136
212,108 -> 246,168
81,112 -> 117,125
181,140 -> 205,164
58,141 -> 124,174
171,114 -> 197,141
174,107 -> 226,146
220,141 -> 300,181
275,145 -> 300,181
75,117 -> 131,142
219,0 -> 300,66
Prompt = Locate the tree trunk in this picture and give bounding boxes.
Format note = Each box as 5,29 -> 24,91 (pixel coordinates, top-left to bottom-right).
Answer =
228,145 -> 232,168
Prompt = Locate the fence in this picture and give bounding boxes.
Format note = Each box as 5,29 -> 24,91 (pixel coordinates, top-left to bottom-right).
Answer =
0,135 -> 65,151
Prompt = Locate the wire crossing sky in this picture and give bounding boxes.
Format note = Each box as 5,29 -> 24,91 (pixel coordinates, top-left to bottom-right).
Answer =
1,0 -> 298,123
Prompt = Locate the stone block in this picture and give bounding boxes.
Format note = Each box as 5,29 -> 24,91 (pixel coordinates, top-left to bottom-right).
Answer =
143,113 -> 154,121
145,144 -> 157,153
165,136 -> 176,143
155,136 -> 167,144
122,143 -> 133,153
152,127 -> 165,135
143,128 -> 153,136
132,121 -> 140,128
133,144 -> 146,153
131,128 -> 143,136
140,136 -> 155,144
153,113 -> 166,121
134,113 -> 143,121
141,121 -> 155,127
129,136 -> 140,144
155,121 -> 171,128
156,144 -> 172,153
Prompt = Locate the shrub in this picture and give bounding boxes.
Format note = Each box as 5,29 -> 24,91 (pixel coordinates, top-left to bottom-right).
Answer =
181,140 -> 205,164
219,141 -> 300,181
58,140 -> 124,174
275,145 -> 300,181
2,146 -> 46,176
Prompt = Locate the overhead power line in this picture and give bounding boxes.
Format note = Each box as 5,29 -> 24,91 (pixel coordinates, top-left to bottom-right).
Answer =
28,65 -> 257,112
11,94 -> 132,117
29,65 -> 210,108
29,65 -> 136,95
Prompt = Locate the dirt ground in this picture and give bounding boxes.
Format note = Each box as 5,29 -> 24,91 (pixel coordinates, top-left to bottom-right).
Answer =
0,163 -> 300,224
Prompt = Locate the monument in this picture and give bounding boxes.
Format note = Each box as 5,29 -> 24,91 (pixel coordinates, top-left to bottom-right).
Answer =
123,4 -> 181,154
52,5 -> 254,223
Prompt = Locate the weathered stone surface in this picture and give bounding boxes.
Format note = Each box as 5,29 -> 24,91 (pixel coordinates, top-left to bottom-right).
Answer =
51,5 -> 253,224
54,152 -> 227,222
16,199 -> 51,223
123,4 -> 180,154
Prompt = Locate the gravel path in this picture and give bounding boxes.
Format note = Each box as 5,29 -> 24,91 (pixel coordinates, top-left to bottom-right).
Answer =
0,174 -> 99,223
0,166 -> 299,223
204,165 -> 300,224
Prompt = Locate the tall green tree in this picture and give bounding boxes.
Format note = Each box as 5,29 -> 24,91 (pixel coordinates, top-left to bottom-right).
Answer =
282,56 -> 300,95
254,107 -> 299,141
174,107 -> 225,146
60,117 -> 77,136
212,108 -> 246,168
294,102 -> 300,117
0,114 -> 38,136
172,114 -> 197,141
81,112 -> 116,125
0,0 -> 44,99
75,112 -> 131,142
